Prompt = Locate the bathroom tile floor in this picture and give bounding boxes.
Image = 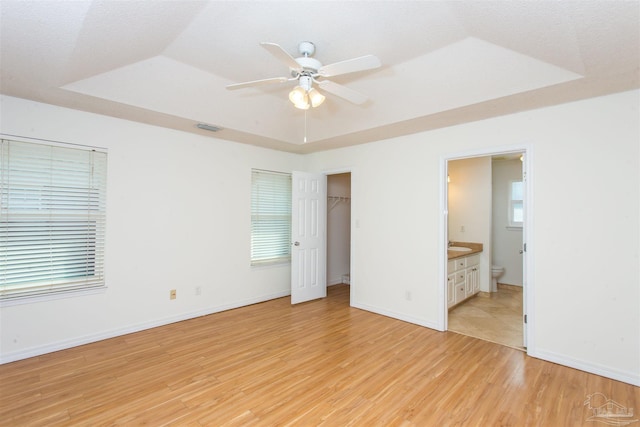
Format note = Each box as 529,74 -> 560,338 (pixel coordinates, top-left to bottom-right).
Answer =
448,284 -> 524,350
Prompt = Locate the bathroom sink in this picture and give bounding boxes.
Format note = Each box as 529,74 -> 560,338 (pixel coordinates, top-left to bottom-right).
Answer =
448,246 -> 472,252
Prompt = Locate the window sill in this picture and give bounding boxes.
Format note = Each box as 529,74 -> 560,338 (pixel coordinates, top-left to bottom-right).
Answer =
0,286 -> 107,307
506,225 -> 523,231
251,259 -> 291,269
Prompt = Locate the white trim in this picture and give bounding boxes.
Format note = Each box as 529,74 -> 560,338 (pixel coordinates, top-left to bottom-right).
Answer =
531,348 -> 640,387
0,286 -> 107,307
327,277 -> 343,286
437,158 -> 448,332
351,301 -> 441,331
321,166 -> 353,175
522,148 -> 534,351
322,166 -> 355,304
327,274 -> 350,286
439,143 -> 535,354
0,290 -> 290,364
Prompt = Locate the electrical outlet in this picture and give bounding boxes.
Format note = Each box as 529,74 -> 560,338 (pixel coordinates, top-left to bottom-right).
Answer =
170,289 -> 176,300
195,286 -> 201,296
405,291 -> 412,301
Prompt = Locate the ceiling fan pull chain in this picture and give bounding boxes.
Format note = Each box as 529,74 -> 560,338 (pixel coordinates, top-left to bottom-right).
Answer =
304,110 -> 307,143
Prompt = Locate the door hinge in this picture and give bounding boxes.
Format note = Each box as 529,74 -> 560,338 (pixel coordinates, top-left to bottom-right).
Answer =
523,243 -> 527,252
524,314 -> 528,324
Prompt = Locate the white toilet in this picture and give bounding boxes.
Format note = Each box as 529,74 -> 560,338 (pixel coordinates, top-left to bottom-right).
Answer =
491,265 -> 504,292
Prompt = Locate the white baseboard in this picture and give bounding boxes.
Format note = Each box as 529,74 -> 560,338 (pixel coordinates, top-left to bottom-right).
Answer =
0,290 -> 290,364
350,301 -> 639,387
531,348 -> 640,387
328,274 -> 350,286
6,291 -> 636,388
350,300 -> 440,330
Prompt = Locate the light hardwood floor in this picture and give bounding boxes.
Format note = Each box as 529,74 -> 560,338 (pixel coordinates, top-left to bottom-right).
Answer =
448,284 -> 524,350
1,284 -> 638,426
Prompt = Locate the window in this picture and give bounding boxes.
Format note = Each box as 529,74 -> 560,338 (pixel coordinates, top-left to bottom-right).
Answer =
251,169 -> 291,265
508,180 -> 523,229
0,138 -> 107,303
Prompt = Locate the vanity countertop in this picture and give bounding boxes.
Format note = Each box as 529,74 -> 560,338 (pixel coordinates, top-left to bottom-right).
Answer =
447,241 -> 483,260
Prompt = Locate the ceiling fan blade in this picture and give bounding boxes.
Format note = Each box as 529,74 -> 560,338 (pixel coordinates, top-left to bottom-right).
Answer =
260,42 -> 302,71
226,77 -> 289,90
318,55 -> 381,77
317,80 -> 369,105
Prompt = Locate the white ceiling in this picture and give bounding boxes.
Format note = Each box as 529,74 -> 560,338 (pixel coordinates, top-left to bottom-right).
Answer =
1,1 -> 638,154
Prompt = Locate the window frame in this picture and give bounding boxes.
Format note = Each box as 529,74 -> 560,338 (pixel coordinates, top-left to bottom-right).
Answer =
507,179 -> 523,230
250,169 -> 292,266
0,136 -> 108,305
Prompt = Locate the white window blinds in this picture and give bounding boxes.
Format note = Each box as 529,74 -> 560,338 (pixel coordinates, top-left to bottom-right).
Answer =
508,180 -> 523,228
0,139 -> 108,301
251,169 -> 291,265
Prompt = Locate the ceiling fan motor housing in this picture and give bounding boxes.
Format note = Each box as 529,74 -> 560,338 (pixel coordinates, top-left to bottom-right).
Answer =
291,41 -> 322,75
294,57 -> 322,74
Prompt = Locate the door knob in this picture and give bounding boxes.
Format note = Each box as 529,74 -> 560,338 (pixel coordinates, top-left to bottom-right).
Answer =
293,241 -> 300,246
519,249 -> 523,254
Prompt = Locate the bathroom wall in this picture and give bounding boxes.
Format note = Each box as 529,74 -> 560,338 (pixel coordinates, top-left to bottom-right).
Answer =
491,158 -> 524,286
448,157 -> 492,292
327,173 -> 351,285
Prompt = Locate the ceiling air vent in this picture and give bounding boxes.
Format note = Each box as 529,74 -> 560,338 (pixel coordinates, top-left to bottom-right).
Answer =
196,123 -> 222,132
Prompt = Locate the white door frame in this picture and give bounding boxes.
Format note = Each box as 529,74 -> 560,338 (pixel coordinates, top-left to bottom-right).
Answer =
439,144 -> 535,355
323,167 -> 355,304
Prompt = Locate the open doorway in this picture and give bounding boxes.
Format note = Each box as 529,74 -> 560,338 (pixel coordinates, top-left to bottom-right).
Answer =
444,151 -> 529,351
327,173 -> 351,299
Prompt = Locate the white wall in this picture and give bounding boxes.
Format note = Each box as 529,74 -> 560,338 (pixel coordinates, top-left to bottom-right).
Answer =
306,90 -> 639,385
492,158 -> 524,286
1,90 -> 638,386
327,173 -> 351,285
0,95 -> 303,362
448,157 -> 492,292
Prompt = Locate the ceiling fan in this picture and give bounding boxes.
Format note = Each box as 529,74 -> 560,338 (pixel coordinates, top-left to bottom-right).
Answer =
226,41 -> 381,109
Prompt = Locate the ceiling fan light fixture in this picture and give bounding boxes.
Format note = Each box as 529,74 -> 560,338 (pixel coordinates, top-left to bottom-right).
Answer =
308,88 -> 325,108
289,85 -> 306,103
294,96 -> 310,110
289,86 -> 311,109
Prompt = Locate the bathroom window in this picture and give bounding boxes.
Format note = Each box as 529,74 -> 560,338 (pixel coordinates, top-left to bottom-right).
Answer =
0,138 -> 107,304
508,180 -> 523,229
250,169 -> 291,265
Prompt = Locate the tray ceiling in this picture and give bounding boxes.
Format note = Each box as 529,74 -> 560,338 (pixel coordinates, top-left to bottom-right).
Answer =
1,1 -> 638,153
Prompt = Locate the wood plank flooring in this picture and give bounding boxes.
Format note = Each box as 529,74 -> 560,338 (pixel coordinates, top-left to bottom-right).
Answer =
1,284 -> 638,426
448,284 -> 524,350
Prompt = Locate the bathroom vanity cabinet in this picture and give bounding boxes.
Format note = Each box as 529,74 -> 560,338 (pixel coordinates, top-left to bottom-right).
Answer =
447,253 -> 480,308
